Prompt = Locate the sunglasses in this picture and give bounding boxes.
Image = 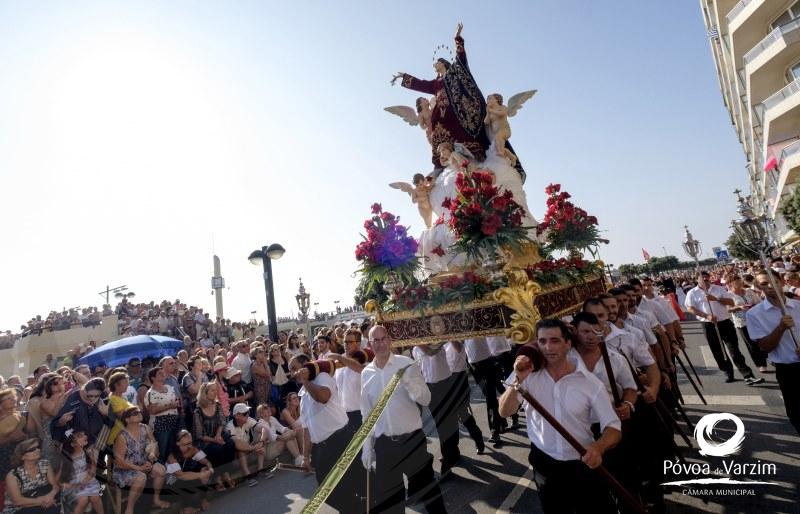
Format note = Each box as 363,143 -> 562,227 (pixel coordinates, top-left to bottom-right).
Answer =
24,445 -> 40,453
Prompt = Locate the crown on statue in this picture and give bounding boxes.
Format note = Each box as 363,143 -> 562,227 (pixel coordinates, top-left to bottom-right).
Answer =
432,44 -> 453,62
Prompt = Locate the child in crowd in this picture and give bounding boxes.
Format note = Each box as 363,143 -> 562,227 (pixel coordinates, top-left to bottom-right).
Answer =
60,429 -> 103,514
255,403 -> 304,467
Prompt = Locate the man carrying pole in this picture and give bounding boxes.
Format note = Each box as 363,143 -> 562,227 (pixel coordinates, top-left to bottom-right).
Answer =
498,319 -> 622,514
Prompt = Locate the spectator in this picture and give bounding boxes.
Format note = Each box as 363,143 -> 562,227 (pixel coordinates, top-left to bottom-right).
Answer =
254,404 -> 304,467
225,368 -> 253,415
0,389 -> 27,500
226,403 -> 265,486
250,347 -> 272,407
212,362 -> 231,418
107,372 -> 135,450
280,392 -> 310,469
268,344 -> 292,410
4,438 -> 61,514
25,374 -> 65,464
112,407 -> 169,512
126,358 -> 143,390
231,341 -> 253,385
144,367 -> 180,463
192,382 -> 235,490
51,378 -> 109,447
59,429 -> 102,514
166,430 -> 213,514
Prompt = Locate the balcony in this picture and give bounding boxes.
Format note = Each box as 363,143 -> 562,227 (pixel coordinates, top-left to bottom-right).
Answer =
771,140 -> 800,217
762,79 -> 800,146
727,0 -> 775,69
744,18 -> 800,105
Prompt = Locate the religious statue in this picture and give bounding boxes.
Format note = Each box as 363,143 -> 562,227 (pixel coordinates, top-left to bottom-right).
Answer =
389,174 -> 435,228
384,96 -> 434,145
436,141 -> 476,173
484,90 -> 537,166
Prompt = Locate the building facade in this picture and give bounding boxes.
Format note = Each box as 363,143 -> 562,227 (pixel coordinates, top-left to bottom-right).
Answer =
701,0 -> 800,241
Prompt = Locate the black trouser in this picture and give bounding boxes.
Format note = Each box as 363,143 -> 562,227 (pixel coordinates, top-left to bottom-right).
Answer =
775,362 -> 800,435
428,378 -> 461,466
528,443 -> 615,514
344,410 -> 369,511
702,319 -> 753,379
737,325 -> 769,368
311,426 -> 362,513
451,370 -> 483,448
469,358 -> 502,433
373,430 -> 446,514
493,351 -> 519,425
630,399 -> 672,514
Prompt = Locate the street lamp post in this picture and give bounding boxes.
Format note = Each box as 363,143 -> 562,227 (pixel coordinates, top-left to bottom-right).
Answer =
731,192 -> 799,347
249,243 -> 286,342
682,225 -> 702,272
295,278 -> 311,338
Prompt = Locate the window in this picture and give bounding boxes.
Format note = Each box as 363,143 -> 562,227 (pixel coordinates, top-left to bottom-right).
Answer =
790,62 -> 800,81
770,0 -> 800,30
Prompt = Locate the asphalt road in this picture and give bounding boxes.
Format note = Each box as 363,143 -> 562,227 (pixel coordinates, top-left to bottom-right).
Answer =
203,322 -> 799,514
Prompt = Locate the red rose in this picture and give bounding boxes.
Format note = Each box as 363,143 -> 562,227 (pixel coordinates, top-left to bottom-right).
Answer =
481,214 -> 503,236
371,203 -> 382,214
431,245 -> 446,257
380,211 -> 395,222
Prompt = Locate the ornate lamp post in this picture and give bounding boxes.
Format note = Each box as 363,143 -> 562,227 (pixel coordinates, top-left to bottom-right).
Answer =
681,225 -> 702,271
248,243 -> 286,342
730,190 -> 798,347
295,278 -> 311,337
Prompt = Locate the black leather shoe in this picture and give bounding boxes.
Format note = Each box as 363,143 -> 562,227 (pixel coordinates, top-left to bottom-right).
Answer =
476,438 -> 485,455
725,376 -> 736,383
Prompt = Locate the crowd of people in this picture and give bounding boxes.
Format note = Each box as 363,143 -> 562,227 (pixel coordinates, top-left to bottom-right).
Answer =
1,255 -> 799,514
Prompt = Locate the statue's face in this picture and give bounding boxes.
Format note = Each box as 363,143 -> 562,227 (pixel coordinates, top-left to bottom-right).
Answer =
487,95 -> 497,107
434,61 -> 446,76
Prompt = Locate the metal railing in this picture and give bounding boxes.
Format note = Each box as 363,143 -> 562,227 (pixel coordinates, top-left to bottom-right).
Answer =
727,0 -> 752,25
762,78 -> 800,113
743,18 -> 800,65
780,140 -> 800,169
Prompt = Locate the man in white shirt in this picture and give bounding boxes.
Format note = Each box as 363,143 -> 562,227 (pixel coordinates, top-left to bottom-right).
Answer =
444,341 -> 484,455
464,337 -> 504,447
499,319 -> 621,514
231,340 -> 253,385
685,271 -> 760,384
290,354 -> 360,513
412,343 -> 459,475
315,334 -> 334,359
361,326 -> 446,514
488,336 -> 521,431
747,271 -> 800,434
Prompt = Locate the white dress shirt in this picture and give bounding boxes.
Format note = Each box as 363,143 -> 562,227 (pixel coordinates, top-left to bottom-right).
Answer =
510,366 -> 621,461
464,337 -> 493,364
299,372 -> 348,444
746,298 -> 800,364
568,349 -> 636,405
412,346 -> 451,384
444,342 -> 468,373
685,284 -> 732,322
335,366 -> 362,413
624,314 -> 656,346
633,308 -> 659,330
487,336 -> 513,356
605,324 -> 655,369
231,352 -> 252,384
361,354 -> 430,437
639,296 -> 675,325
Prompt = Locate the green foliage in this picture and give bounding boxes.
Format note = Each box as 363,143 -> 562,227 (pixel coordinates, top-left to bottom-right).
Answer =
725,233 -> 759,260
780,186 -> 800,234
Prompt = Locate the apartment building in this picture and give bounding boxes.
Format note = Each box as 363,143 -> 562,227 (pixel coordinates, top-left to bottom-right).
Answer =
701,0 -> 800,241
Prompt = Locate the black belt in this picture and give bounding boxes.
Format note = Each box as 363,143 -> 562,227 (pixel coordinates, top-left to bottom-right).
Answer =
773,362 -> 800,368
377,429 -> 421,443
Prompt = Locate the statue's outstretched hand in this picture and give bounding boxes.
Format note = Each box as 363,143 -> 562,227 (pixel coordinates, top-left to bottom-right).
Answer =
456,22 -> 463,38
390,72 -> 404,86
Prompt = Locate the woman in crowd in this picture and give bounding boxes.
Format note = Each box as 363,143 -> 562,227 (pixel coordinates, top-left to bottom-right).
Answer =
182,355 -> 208,427
0,389 -> 26,501
25,373 -> 65,463
144,367 -> 181,462
3,438 -> 61,514
112,407 -> 169,513
255,404 -> 305,467
51,378 -> 108,448
60,429 -> 103,514
268,344 -> 292,410
166,430 -> 214,514
192,382 -> 235,490
250,347 -> 272,407
134,368 -> 152,426
107,372 -> 134,450
727,273 -> 770,373
211,361 -> 231,417
280,392 -> 310,471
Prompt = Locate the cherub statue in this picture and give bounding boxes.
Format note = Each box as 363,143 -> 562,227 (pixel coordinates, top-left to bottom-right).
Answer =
384,96 -> 435,144
484,90 -> 537,166
389,174 -> 435,228
436,141 -> 477,173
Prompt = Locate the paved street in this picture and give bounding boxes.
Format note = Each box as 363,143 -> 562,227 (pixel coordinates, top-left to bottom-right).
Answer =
205,322 -> 799,514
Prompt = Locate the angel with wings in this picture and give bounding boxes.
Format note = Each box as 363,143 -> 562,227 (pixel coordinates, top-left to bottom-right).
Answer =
390,173 -> 435,228
484,90 -> 536,166
384,96 -> 434,145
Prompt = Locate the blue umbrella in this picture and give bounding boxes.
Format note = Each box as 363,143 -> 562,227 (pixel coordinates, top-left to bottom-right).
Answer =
77,335 -> 184,369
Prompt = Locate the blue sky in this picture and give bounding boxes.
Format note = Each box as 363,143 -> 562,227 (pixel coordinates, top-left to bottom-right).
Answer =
0,1 -> 746,330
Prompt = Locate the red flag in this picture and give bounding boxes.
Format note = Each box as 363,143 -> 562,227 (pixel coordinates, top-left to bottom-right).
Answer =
642,248 -> 651,261
764,155 -> 778,173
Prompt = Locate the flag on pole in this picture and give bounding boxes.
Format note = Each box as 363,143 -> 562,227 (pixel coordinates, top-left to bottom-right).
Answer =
764,155 -> 778,173
642,248 -> 651,261
707,27 -> 719,40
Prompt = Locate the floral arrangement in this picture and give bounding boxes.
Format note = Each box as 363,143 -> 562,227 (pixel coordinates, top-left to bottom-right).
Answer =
444,170 -> 531,262
354,203 -> 420,295
525,256 -> 603,286
386,271 -> 497,313
537,183 -> 602,256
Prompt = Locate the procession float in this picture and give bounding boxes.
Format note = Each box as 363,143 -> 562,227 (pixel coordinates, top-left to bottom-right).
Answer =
355,23 -> 608,347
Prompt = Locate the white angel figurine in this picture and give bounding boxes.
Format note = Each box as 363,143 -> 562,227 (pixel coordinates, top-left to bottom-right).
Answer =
384,96 -> 434,143
390,173 -> 435,228
484,90 -> 537,166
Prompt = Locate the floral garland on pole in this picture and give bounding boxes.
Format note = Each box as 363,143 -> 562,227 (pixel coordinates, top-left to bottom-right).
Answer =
444,170 -> 531,262
354,203 -> 420,296
537,183 -> 602,257
385,270 -> 495,314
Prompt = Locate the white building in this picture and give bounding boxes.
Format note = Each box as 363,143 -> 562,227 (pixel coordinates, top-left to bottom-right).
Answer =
701,0 -> 800,241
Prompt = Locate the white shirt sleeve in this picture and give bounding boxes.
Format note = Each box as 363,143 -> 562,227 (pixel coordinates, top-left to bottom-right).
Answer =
401,362 -> 431,407
745,308 -> 769,340
614,356 -> 637,393
591,383 -> 622,433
